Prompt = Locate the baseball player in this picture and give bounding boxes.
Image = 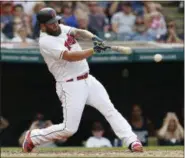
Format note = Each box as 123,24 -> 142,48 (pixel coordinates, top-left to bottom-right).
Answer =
23,8 -> 143,152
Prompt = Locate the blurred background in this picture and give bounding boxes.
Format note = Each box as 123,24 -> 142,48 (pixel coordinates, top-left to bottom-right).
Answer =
0,1 -> 184,148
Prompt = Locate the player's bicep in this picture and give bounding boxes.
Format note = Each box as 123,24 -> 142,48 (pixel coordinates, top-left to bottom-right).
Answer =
62,50 -> 71,61
62,50 -> 83,62
42,47 -> 67,60
40,39 -> 68,60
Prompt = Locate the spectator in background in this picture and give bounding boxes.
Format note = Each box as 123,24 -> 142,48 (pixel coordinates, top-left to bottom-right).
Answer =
0,116 -> 10,146
75,9 -> 98,36
11,26 -> 35,46
143,2 -> 167,39
129,104 -> 155,146
97,1 -> 111,15
19,113 -> 66,147
85,122 -> 112,148
143,1 -> 162,14
158,20 -> 183,43
88,2 -> 109,37
111,2 -> 136,41
157,112 -> 184,146
0,116 -> 9,134
12,0 -> 37,16
1,23 -> 10,42
146,12 -> 167,40
45,1 -> 62,14
131,15 -> 156,41
130,1 -> 144,16
107,127 -> 123,147
107,2 -> 120,23
61,2 -> 78,28
0,1 -> 14,38
31,2 -> 46,39
108,1 -> 143,24
13,4 -> 32,37
74,2 -> 89,16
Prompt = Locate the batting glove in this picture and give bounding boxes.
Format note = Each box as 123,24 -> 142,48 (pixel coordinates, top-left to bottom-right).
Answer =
92,36 -> 105,47
93,45 -> 110,54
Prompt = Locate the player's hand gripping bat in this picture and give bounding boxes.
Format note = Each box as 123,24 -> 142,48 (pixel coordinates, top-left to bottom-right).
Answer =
93,37 -> 132,55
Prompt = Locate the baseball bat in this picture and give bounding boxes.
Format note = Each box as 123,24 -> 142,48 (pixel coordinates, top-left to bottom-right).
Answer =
109,46 -> 132,55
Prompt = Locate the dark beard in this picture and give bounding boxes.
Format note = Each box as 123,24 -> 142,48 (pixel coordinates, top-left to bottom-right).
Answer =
46,26 -> 61,36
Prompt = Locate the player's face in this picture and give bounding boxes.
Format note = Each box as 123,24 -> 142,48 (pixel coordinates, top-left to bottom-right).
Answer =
92,130 -> 104,138
45,22 -> 61,36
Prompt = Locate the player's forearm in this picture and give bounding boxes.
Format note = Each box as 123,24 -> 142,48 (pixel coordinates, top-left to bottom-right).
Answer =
70,29 -> 94,40
62,49 -> 94,61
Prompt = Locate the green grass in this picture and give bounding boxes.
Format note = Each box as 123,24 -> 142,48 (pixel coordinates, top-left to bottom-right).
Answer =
1,146 -> 184,151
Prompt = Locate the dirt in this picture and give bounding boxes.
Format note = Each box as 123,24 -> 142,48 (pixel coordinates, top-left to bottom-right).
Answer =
1,149 -> 184,158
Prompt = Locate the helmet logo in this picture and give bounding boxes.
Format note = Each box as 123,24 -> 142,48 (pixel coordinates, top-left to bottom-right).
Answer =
49,10 -> 55,17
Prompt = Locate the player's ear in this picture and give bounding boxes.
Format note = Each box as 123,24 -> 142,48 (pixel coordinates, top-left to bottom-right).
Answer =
40,24 -> 46,31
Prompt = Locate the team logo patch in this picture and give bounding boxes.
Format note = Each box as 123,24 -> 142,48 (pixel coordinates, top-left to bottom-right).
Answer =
49,10 -> 55,17
65,34 -> 76,50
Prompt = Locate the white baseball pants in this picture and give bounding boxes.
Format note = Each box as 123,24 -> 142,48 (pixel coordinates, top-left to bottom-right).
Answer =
30,74 -> 137,146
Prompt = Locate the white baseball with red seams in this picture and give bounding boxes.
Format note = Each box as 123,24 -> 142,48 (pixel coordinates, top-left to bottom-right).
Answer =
154,54 -> 162,62
30,24 -> 138,147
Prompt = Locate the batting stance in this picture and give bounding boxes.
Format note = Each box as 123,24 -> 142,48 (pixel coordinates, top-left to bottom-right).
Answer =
23,8 -> 143,152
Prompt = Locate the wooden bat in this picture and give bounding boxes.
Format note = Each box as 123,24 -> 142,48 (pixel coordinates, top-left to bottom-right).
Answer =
109,46 -> 132,55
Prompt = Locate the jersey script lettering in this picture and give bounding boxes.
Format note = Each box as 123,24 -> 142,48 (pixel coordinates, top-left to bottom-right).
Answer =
64,34 -> 76,50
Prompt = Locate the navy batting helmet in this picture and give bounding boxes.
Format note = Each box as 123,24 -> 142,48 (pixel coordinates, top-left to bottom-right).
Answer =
37,7 -> 61,24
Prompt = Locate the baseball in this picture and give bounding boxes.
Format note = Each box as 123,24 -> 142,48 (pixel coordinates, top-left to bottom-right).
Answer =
154,54 -> 162,62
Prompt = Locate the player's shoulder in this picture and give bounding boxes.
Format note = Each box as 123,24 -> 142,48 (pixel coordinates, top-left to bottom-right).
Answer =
39,31 -> 50,41
60,24 -> 74,34
59,24 -> 71,29
39,32 -> 54,46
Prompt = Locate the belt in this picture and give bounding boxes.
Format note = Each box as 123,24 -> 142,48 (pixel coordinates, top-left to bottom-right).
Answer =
66,73 -> 88,82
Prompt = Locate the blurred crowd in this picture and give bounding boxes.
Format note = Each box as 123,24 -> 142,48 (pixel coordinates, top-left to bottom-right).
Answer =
128,105 -> 184,146
0,1 -> 184,45
1,104 -> 183,147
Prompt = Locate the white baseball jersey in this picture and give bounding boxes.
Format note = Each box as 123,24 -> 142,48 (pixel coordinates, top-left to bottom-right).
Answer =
39,24 -> 89,82
86,136 -> 112,148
